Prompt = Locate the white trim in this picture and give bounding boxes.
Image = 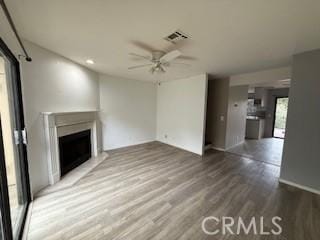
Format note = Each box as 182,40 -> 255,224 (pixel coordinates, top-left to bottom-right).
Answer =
225,140 -> 245,151
201,75 -> 209,156
104,140 -> 156,151
157,140 -> 202,156
211,146 -> 226,152
42,111 -> 100,185
279,178 -> 320,195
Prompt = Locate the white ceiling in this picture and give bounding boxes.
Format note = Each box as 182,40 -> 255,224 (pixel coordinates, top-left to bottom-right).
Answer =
6,0 -> 320,82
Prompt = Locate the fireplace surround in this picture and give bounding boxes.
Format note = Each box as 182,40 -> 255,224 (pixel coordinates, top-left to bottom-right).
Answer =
42,111 -> 99,185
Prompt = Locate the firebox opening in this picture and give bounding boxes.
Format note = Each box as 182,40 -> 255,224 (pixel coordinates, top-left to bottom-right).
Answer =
59,129 -> 92,177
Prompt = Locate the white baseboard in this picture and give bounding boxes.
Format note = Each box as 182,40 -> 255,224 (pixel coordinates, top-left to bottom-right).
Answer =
104,140 -> 156,151
211,146 -> 226,152
156,140 -> 202,156
225,141 -> 245,151
279,178 -> 320,195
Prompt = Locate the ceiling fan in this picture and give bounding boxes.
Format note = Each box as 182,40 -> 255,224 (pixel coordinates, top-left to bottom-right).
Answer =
128,50 -> 191,74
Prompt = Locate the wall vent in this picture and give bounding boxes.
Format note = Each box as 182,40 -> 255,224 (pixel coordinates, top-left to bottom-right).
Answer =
164,30 -> 189,44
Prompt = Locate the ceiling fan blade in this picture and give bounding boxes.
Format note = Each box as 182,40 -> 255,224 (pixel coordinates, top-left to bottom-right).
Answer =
128,64 -> 153,70
160,50 -> 182,63
160,65 -> 166,73
130,40 -> 156,53
129,53 -> 151,61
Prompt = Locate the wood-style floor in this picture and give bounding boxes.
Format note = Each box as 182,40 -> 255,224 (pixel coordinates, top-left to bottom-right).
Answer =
27,142 -> 320,240
227,138 -> 284,166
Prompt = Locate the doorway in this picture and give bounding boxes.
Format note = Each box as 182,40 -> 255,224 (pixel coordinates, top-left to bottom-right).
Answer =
227,87 -> 290,167
273,97 -> 289,139
0,39 -> 31,240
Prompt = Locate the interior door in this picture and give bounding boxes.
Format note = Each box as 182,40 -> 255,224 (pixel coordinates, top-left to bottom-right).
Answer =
0,38 -> 31,240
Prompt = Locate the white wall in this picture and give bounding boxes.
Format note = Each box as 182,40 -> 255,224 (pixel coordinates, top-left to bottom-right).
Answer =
157,74 -> 208,155
0,9 -> 21,56
225,85 -> 249,149
280,49 -> 320,193
99,75 -> 156,150
20,42 -> 100,195
230,67 -> 291,86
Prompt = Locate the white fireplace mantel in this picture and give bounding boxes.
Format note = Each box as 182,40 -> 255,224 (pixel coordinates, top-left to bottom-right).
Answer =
42,111 -> 99,185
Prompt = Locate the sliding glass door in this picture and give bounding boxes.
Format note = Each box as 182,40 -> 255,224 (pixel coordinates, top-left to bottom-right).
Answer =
273,97 -> 289,139
0,39 -> 31,240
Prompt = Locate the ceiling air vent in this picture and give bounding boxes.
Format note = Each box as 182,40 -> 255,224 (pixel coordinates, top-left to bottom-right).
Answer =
164,30 -> 189,44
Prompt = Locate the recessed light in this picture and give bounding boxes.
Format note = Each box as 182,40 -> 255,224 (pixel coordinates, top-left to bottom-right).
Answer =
86,59 -> 94,64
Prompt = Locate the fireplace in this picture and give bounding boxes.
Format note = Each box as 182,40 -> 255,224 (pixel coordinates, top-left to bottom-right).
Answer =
59,129 -> 92,176
42,111 -> 99,184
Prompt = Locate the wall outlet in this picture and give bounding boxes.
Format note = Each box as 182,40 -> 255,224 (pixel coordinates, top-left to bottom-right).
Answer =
220,115 -> 224,122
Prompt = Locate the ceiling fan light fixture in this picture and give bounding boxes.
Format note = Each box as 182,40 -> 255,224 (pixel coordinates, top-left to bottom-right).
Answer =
128,48 -> 191,74
86,59 -> 94,65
